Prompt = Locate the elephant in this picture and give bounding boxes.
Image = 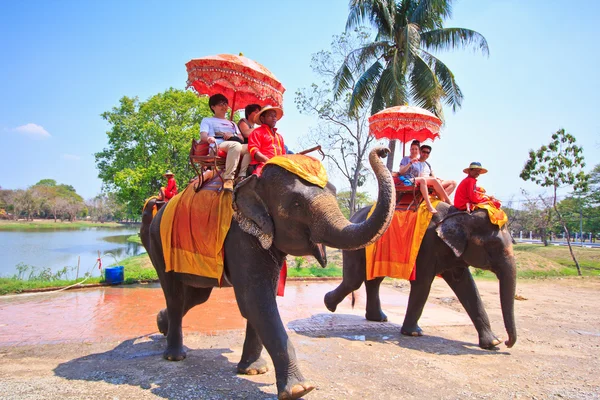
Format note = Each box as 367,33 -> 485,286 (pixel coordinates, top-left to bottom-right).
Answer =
140,148 -> 395,400
324,202 -> 517,350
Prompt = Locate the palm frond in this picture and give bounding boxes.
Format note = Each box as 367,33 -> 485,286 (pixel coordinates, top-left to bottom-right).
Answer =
421,28 -> 489,56
333,61 -> 355,100
349,61 -> 384,114
347,0 -> 395,37
422,51 -> 463,112
409,55 -> 444,120
352,41 -> 389,72
410,0 -> 453,29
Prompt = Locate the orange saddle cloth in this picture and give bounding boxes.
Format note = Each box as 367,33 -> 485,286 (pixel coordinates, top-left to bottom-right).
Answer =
159,178 -> 233,280
365,199 -> 439,280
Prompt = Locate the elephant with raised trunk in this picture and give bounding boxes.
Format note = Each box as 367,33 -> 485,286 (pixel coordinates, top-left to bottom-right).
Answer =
140,148 -> 395,400
324,202 -> 517,350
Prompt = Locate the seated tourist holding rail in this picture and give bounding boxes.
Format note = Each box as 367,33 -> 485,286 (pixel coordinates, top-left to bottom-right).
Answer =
199,94 -> 251,192
398,140 -> 451,214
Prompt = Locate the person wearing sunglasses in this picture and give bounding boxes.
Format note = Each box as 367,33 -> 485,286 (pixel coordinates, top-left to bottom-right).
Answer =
200,93 -> 251,191
419,144 -> 457,196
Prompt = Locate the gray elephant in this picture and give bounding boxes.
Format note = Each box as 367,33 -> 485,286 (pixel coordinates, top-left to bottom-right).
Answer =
324,202 -> 517,350
140,148 -> 395,400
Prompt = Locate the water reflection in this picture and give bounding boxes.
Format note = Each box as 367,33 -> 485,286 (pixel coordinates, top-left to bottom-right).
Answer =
0,228 -> 146,279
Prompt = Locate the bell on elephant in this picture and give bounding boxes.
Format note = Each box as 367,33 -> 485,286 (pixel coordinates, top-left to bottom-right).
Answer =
140,147 -> 396,400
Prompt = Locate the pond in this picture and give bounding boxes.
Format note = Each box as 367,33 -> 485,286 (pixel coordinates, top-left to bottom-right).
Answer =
0,227 -> 145,279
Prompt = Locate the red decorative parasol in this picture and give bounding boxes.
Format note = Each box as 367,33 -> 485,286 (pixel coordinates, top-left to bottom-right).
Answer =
368,105 -> 442,156
186,54 -> 285,118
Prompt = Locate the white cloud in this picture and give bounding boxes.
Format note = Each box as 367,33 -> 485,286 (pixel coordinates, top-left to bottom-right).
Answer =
61,154 -> 81,161
14,123 -> 51,138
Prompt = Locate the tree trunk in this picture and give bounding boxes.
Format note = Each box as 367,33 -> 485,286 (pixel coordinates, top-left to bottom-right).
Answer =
554,205 -> 582,276
386,139 -> 397,172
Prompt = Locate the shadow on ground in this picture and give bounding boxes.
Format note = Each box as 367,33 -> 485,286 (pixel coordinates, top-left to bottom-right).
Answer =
54,335 -> 275,399
290,313 -> 510,356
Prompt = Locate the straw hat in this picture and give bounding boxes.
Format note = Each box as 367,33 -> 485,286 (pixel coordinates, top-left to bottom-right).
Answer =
253,105 -> 284,125
463,162 -> 488,174
163,170 -> 174,177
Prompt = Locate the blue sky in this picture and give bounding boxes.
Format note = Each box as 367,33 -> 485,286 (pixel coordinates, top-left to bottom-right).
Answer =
1,0 -> 598,206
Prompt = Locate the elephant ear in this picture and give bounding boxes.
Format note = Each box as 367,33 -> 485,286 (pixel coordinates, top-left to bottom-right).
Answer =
232,175 -> 274,249
435,215 -> 469,258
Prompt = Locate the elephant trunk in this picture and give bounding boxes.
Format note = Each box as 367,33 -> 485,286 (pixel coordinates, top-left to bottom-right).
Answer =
497,255 -> 517,348
313,147 -> 395,250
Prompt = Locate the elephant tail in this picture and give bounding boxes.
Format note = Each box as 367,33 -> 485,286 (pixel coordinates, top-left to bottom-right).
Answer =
351,291 -> 356,308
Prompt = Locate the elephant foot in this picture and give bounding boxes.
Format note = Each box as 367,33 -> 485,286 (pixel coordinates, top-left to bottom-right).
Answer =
365,310 -> 388,322
237,357 -> 269,375
278,382 -> 315,400
479,333 -> 502,350
324,291 -> 338,313
157,309 -> 168,336
401,324 -> 423,337
163,347 -> 186,361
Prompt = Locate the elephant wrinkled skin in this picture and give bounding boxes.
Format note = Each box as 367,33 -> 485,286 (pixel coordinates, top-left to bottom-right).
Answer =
140,148 -> 395,400
324,202 -> 517,350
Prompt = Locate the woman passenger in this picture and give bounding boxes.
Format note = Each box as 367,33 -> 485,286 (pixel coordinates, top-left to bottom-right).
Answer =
238,104 -> 261,143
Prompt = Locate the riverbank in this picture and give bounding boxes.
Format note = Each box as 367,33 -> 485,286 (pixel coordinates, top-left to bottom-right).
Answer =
0,220 -> 137,230
1,243 -> 598,295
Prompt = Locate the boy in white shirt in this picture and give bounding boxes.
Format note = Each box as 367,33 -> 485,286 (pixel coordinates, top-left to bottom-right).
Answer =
200,94 -> 251,191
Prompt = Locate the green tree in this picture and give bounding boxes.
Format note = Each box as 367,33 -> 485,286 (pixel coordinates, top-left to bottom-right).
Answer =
335,0 -> 489,168
336,190 -> 373,218
35,179 -> 57,187
31,180 -> 86,221
520,129 -> 589,275
95,88 -> 211,219
296,28 -> 376,216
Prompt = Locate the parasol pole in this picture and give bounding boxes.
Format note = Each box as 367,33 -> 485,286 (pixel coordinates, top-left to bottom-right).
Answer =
229,91 -> 237,121
403,132 -> 406,157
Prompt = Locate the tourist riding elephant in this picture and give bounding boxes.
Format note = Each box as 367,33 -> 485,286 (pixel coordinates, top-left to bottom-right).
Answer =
140,148 -> 395,400
324,202 -> 517,350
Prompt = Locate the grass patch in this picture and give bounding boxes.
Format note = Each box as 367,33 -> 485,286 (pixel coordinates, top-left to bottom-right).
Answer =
0,220 -> 130,231
0,277 -> 104,295
127,234 -> 142,244
288,263 -> 342,278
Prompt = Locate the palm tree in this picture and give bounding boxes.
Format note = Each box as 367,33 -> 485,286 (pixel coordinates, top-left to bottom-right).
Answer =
334,0 -> 489,167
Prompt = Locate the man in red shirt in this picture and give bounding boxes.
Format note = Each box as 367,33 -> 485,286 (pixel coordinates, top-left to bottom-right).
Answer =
248,105 -> 285,176
158,170 -> 178,201
454,162 -> 488,211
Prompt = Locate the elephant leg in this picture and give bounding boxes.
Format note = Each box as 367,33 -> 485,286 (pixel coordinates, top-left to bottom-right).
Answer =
441,268 -> 501,349
157,286 -> 214,336
401,275 -> 435,337
324,249 -> 365,313
161,281 -> 187,361
364,277 -> 387,322
237,320 -> 269,375
234,274 -> 314,400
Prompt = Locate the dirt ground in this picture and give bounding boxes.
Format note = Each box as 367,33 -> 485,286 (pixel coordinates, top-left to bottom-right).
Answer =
1,278 -> 599,400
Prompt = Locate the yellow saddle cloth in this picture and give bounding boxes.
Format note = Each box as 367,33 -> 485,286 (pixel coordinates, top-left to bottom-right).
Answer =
365,199 -> 439,280
473,202 -> 508,228
159,179 -> 233,279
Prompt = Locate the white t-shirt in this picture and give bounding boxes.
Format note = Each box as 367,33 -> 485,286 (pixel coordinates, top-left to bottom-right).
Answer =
421,161 -> 432,177
200,117 -> 241,145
